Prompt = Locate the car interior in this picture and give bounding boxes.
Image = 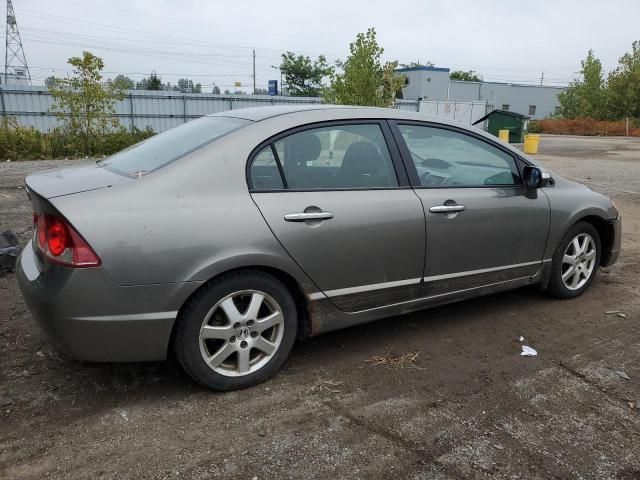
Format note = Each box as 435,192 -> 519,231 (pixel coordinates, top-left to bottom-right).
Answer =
399,126 -> 521,187
250,126 -> 398,190
249,124 -> 521,191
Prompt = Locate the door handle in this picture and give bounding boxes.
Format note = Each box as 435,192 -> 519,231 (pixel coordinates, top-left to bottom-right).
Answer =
284,211 -> 334,222
429,204 -> 465,213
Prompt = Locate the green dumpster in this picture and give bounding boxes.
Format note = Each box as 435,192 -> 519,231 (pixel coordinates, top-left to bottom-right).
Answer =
472,109 -> 529,143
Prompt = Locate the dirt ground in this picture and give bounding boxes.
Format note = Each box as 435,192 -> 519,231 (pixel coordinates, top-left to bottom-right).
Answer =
1,135 -> 639,479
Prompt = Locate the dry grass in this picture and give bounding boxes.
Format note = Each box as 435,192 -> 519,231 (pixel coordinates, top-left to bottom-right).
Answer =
364,348 -> 421,370
305,380 -> 344,394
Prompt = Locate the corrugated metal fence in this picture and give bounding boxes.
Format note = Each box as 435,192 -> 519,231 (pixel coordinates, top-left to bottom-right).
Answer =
0,85 -> 487,132
0,85 -> 329,132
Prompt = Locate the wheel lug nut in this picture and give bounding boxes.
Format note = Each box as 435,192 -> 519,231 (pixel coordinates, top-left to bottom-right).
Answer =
233,322 -> 241,329
240,340 -> 248,348
250,331 -> 258,338
230,336 -> 236,343
247,320 -> 255,326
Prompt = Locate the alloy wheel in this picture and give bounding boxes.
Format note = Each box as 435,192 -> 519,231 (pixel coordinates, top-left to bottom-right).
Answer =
198,290 -> 284,377
561,233 -> 597,291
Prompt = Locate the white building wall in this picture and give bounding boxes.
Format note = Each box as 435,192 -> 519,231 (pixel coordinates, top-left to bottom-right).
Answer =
398,67 -> 450,101
448,81 -> 563,119
399,68 -> 565,119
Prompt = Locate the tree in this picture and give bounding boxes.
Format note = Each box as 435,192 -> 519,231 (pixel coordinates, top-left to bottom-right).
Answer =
173,78 -> 202,93
48,51 -> 124,155
279,51 -> 333,97
177,78 -> 193,92
136,72 -> 163,90
558,50 -> 606,119
212,84 -> 221,94
324,28 -> 405,107
450,70 -> 482,82
399,61 -> 434,68
112,74 -> 135,90
147,72 -> 162,90
607,40 -> 640,119
44,76 -> 57,88
254,87 -> 268,95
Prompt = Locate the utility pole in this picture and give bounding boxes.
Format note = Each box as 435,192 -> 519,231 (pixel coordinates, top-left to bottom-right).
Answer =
252,49 -> 256,95
4,0 -> 31,85
540,71 -> 544,86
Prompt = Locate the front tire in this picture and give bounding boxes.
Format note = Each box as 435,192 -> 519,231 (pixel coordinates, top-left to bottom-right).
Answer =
546,221 -> 601,299
173,270 -> 298,390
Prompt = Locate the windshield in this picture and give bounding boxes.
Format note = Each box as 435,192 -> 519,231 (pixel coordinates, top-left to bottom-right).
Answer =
99,116 -> 250,177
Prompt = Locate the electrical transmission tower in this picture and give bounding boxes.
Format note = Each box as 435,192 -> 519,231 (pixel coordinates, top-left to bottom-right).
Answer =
4,0 -> 30,85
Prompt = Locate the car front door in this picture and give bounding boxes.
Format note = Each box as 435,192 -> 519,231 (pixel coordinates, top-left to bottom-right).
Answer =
391,121 -> 551,298
249,121 -> 425,312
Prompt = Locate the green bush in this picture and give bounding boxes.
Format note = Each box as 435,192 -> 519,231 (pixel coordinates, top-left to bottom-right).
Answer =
0,118 -> 155,160
527,120 -> 542,133
0,118 -> 47,159
97,126 -> 154,155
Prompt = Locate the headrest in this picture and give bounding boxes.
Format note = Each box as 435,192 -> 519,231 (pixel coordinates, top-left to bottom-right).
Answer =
287,132 -> 321,165
341,141 -> 384,175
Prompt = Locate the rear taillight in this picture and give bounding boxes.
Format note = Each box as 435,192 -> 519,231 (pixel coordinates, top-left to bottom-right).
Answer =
33,213 -> 101,268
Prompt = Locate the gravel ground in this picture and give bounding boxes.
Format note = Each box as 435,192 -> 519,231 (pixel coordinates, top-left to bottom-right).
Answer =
1,135 -> 640,479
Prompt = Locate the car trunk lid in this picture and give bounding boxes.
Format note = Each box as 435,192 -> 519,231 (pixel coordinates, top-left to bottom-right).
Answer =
24,163 -> 131,199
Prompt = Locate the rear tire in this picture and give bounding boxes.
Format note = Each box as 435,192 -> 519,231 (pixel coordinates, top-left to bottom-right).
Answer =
546,221 -> 601,299
173,270 -> 298,390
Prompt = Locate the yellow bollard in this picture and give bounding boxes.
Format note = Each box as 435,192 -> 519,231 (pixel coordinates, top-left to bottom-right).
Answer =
498,129 -> 510,143
523,134 -> 541,154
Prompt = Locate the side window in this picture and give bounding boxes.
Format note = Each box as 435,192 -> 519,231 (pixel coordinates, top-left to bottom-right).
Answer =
398,124 -> 521,188
250,146 -> 284,190
272,124 -> 398,189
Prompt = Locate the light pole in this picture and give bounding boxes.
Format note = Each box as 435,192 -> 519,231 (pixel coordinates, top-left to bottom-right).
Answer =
271,65 -> 283,96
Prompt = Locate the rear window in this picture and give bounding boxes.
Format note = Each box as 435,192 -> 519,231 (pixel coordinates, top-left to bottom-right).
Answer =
99,116 -> 250,177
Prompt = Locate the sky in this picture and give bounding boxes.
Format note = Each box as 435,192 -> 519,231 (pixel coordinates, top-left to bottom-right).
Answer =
9,0 -> 640,92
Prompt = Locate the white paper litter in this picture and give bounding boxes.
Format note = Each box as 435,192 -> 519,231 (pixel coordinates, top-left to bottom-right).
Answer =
615,370 -> 631,380
518,336 -> 525,342
521,345 -> 537,356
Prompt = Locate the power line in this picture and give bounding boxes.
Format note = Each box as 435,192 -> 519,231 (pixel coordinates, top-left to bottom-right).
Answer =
16,7 -> 345,60
50,0 -> 341,47
27,65 -> 254,77
14,6 -> 580,89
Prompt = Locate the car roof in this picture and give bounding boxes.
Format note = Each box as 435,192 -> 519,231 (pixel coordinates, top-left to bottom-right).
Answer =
207,104 -> 360,121
207,104 -> 449,124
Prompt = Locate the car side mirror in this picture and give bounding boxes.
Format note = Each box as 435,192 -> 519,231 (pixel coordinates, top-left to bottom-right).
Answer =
523,166 -> 550,189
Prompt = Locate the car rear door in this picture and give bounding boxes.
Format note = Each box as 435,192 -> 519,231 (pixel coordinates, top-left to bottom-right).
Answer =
390,121 -> 550,298
248,121 -> 425,312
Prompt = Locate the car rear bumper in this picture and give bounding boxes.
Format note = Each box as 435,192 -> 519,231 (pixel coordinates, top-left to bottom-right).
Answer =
602,217 -> 622,267
16,241 -> 201,362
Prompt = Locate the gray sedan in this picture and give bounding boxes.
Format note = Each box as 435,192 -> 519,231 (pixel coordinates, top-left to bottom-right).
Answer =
17,105 -> 621,390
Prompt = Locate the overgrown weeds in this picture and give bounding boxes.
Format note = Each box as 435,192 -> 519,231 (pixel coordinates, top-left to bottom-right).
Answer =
0,117 -> 155,160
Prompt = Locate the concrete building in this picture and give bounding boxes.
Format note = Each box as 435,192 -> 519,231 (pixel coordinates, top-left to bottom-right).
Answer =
397,66 -> 564,119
